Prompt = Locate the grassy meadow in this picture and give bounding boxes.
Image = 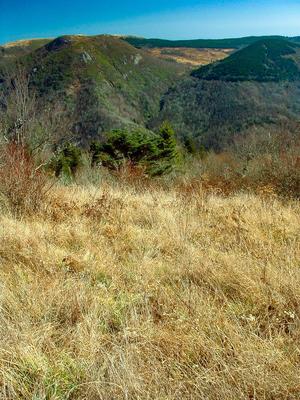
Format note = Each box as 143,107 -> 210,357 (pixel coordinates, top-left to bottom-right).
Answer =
0,169 -> 299,399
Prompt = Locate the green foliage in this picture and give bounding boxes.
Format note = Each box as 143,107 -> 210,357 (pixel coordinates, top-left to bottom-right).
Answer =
192,39 -> 300,82
158,121 -> 177,158
183,135 -> 197,154
29,47 -> 74,94
91,130 -> 158,167
199,144 -> 208,160
156,51 -> 300,151
90,125 -> 178,176
49,143 -> 82,179
0,39 -> 51,70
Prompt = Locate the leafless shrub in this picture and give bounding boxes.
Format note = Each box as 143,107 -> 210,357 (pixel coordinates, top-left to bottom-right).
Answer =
177,130 -> 300,198
0,142 -> 53,215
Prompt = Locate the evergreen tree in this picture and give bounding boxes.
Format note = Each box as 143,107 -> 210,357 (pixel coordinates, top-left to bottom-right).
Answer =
90,125 -> 179,176
49,143 -> 82,179
158,121 -> 177,160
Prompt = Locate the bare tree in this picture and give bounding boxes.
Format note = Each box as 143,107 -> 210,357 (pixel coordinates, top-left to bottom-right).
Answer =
3,65 -> 36,144
0,65 -> 73,152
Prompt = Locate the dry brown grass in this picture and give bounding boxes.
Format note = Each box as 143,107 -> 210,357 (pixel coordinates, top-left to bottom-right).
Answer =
2,39 -> 50,48
146,47 -> 233,66
0,178 -> 299,399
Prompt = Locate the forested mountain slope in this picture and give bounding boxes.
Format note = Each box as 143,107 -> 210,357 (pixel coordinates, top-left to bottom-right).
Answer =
0,35 -> 186,144
153,39 -> 300,149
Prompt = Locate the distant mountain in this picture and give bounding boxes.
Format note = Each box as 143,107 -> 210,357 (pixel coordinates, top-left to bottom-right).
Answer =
0,39 -> 51,68
192,38 -> 300,82
290,36 -> 300,43
123,35 -> 300,50
2,35 -> 300,151
0,35 -> 186,144
153,38 -> 300,149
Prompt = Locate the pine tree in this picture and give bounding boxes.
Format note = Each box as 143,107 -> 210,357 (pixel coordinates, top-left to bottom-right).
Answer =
158,121 -> 177,161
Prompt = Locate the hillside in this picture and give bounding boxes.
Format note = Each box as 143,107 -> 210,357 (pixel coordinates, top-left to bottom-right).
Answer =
2,35 -> 300,150
144,47 -> 233,66
123,35 -> 300,49
0,35 -> 186,144
0,37 -> 233,68
192,38 -> 300,82
154,39 -> 300,149
0,39 -> 51,68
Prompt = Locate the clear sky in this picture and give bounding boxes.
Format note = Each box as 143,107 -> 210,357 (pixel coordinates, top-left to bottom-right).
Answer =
1,0 -> 300,45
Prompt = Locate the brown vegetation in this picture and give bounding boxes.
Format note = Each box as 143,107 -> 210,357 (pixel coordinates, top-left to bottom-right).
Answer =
1,39 -> 50,48
0,142 -> 52,216
146,47 -> 233,66
0,157 -> 299,398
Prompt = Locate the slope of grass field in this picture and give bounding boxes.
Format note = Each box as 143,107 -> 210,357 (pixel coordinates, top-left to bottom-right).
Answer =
144,47 -> 233,66
0,177 -> 299,399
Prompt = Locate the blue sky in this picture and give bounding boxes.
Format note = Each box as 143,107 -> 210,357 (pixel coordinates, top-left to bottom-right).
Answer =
1,0 -> 300,45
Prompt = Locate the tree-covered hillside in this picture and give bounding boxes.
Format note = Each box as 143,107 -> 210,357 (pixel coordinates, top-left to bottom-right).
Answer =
192,39 -> 300,82
0,35 -> 186,145
153,78 -> 300,150
0,39 -> 51,68
2,35 -> 300,152
123,35 -> 300,49
153,39 -> 300,150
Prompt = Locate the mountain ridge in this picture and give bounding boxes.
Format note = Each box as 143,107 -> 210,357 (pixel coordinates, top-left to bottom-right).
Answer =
0,34 -> 186,145
123,35 -> 300,49
192,38 -> 300,82
2,33 -> 300,51
1,35 -> 300,150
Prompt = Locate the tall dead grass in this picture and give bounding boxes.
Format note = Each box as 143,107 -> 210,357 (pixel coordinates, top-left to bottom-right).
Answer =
0,176 -> 299,399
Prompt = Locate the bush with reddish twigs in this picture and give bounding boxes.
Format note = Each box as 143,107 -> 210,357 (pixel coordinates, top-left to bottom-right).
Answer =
0,142 -> 52,215
174,132 -> 300,199
113,160 -> 151,188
